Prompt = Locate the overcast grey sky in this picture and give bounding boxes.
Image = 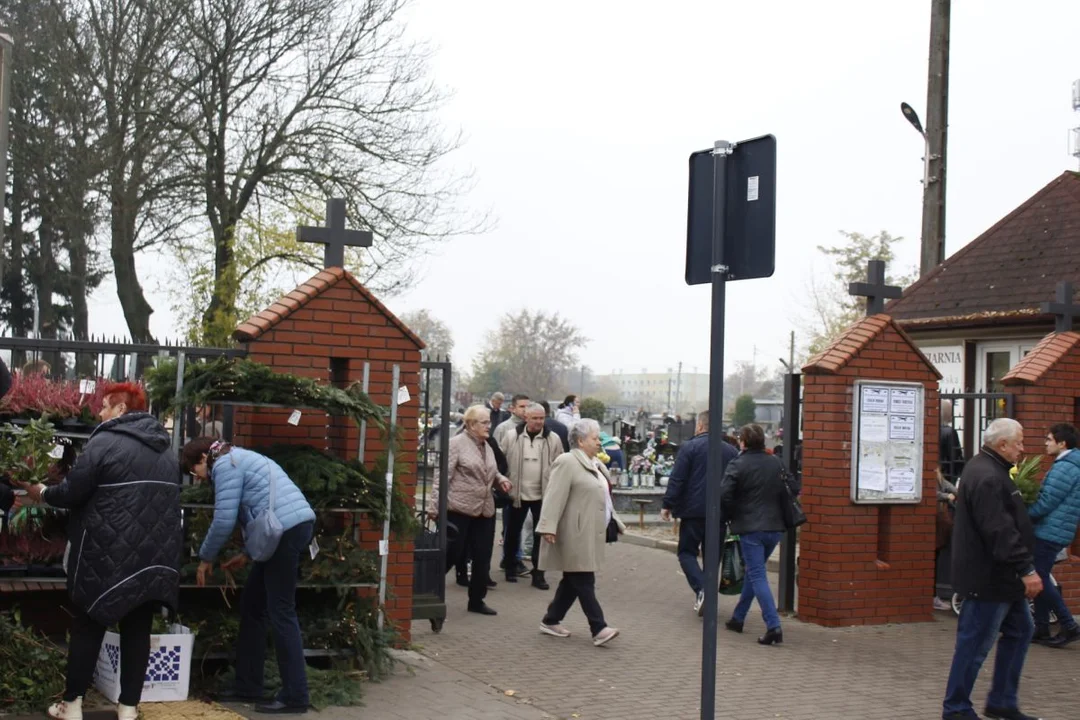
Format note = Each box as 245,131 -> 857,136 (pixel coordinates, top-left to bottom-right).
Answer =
97,0 -> 1080,380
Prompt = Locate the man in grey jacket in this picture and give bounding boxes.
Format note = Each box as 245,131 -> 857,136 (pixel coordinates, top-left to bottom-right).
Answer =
501,404 -> 564,588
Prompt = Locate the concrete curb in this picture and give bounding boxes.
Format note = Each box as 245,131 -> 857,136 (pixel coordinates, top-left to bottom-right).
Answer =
621,531 -> 783,573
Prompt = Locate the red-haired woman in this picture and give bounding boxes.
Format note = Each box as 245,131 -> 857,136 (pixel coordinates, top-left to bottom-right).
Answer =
24,382 -> 182,720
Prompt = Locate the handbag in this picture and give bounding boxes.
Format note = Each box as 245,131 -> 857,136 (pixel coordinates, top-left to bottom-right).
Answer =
719,536 -> 745,595
780,469 -> 807,530
243,461 -> 285,562
606,516 -> 619,543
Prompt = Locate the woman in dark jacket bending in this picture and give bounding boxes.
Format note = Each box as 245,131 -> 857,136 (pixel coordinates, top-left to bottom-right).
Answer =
25,382 -> 182,720
719,424 -> 787,645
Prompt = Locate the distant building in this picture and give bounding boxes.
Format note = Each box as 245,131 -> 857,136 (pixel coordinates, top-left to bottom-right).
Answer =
597,369 -> 710,414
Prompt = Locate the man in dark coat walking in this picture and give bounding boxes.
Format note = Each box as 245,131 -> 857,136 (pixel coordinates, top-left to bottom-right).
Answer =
943,418 -> 1043,720
660,411 -> 737,616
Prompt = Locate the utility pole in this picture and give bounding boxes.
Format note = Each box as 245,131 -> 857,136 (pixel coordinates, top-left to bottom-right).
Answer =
579,365 -> 586,398
921,0 -> 950,276
789,331 -> 795,370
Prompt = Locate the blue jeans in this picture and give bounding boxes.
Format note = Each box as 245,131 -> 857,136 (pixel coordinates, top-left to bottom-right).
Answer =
732,531 -> 783,630
235,521 -> 314,707
1033,538 -> 1077,631
942,597 -> 1033,717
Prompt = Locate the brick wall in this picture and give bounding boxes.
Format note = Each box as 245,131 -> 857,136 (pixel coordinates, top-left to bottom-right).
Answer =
798,317 -> 940,627
233,275 -> 421,641
1002,332 -> 1080,619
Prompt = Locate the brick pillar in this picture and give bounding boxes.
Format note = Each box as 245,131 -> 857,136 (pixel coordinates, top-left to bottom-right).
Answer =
1002,331 -> 1080,619
232,268 -> 423,641
797,315 -> 941,626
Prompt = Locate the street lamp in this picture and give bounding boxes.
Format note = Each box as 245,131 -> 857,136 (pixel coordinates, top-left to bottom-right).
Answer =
901,101 -> 932,189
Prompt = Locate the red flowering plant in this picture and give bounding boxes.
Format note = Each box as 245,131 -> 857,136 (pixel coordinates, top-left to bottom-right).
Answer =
0,374 -> 106,424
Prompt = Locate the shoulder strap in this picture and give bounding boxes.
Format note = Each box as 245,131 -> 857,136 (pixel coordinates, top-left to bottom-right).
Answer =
266,459 -> 276,509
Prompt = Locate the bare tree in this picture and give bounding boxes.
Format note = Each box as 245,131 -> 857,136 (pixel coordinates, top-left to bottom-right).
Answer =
470,310 -> 588,400
804,230 -> 915,356
176,0 -> 479,343
55,0 -> 197,342
399,309 -> 454,360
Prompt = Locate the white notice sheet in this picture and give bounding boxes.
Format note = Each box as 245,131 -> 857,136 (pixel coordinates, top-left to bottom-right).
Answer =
889,415 -> 916,441
860,414 -> 889,443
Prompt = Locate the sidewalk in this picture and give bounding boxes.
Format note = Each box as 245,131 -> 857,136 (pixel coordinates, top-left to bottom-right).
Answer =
408,540 -> 1078,720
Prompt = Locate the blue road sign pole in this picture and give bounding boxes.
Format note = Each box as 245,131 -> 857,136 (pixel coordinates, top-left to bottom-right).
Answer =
701,140 -> 732,720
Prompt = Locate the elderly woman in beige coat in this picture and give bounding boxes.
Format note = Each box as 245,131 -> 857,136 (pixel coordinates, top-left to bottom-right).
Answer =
429,405 -> 512,616
536,418 -> 621,646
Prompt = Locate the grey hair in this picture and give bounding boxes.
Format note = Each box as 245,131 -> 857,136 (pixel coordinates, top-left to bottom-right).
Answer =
983,418 -> 1022,447
525,402 -> 546,416
570,418 -> 601,448
490,392 -> 505,402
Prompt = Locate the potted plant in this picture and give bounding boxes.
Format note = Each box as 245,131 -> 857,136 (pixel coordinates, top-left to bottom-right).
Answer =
0,418 -> 69,577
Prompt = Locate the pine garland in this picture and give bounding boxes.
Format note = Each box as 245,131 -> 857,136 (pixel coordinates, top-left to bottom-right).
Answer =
144,357 -> 384,427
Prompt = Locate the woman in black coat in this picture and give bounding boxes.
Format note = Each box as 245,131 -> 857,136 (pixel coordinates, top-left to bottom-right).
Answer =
24,382 -> 181,720
719,424 -> 788,646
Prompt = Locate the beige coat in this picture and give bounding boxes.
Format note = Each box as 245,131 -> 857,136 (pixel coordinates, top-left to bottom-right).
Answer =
500,425 -> 564,507
428,432 -> 507,518
536,450 -> 609,573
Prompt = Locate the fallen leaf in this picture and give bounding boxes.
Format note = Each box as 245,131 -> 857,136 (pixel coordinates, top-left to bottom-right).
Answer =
504,690 -> 516,697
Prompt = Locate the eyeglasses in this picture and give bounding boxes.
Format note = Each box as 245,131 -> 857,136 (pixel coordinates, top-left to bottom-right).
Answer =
474,420 -> 492,426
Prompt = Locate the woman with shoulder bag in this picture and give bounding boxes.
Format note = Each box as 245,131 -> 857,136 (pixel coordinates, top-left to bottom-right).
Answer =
183,438 -> 316,714
536,419 -> 620,647
428,405 -> 512,616
719,424 -> 788,646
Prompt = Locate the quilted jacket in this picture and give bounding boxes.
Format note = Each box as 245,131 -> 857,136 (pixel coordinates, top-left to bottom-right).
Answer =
199,447 -> 315,562
1028,449 -> 1080,547
43,412 -> 182,626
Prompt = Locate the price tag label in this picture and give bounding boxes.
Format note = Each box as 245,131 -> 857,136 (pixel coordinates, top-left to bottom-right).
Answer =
396,385 -> 410,405
378,540 -> 389,556
287,410 -> 302,426
309,537 -> 320,560
79,379 -> 96,395
49,445 -> 65,460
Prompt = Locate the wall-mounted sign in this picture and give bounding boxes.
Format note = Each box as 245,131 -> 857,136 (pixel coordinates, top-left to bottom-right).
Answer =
851,379 -> 925,504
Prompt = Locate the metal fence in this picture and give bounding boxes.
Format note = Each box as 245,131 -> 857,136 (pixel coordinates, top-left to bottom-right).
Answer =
939,390 -> 1015,468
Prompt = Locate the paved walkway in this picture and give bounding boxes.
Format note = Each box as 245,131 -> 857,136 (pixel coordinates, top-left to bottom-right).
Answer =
394,540 -> 1079,720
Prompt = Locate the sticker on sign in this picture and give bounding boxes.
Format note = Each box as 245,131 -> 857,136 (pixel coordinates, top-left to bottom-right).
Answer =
747,175 -> 759,202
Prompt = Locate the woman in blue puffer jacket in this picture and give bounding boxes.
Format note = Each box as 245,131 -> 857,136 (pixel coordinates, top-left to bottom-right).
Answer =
183,438 -> 316,713
1027,423 -> 1080,647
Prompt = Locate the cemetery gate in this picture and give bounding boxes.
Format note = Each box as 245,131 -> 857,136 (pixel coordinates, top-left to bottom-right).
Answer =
413,359 -> 451,632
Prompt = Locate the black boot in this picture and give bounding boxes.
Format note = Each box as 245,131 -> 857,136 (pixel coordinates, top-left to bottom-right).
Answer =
456,573 -> 469,588
1032,625 -> 1053,646
724,618 -> 744,634
531,571 -> 549,590
758,627 -> 783,645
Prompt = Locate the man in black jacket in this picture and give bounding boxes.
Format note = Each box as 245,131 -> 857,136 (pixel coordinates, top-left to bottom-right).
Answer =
660,411 -> 737,616
943,418 -> 1043,720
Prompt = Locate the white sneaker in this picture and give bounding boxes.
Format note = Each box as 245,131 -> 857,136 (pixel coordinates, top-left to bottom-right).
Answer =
48,697 -> 83,720
933,597 -> 951,612
694,591 -> 705,617
539,623 -> 571,638
592,626 -> 620,647
117,703 -> 139,720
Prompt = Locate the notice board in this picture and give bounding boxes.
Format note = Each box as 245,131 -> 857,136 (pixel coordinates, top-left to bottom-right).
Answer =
850,379 -> 925,504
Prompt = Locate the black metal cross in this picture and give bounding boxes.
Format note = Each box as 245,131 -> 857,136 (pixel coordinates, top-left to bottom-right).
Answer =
296,198 -> 373,269
848,259 -> 903,315
1040,280 -> 1080,332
